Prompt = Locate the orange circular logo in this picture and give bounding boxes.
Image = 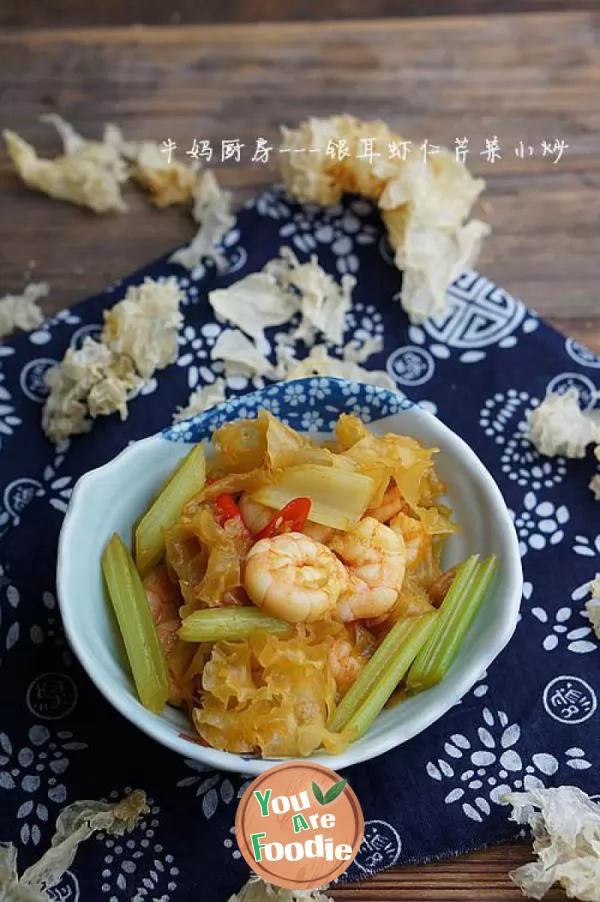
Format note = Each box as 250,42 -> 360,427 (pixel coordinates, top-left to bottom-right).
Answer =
235,762 -> 364,890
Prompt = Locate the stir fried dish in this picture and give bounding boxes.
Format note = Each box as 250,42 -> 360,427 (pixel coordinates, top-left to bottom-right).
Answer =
102,411 -> 497,757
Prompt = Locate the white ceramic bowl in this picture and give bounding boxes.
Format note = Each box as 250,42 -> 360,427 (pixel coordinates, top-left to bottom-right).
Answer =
57,377 -> 522,775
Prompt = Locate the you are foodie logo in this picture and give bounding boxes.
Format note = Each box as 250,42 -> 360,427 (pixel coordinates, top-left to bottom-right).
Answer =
235,762 -> 364,889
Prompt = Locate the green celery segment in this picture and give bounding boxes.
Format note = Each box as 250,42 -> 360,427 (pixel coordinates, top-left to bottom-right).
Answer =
102,532 -> 169,714
329,611 -> 438,736
179,607 -> 293,642
135,444 -> 206,574
406,554 -> 498,692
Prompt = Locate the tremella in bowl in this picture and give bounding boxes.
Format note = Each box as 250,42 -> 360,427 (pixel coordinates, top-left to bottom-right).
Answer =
57,376 -> 523,775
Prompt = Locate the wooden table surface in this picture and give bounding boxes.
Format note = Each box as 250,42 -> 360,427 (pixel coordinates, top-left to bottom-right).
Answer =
1,11 -> 597,900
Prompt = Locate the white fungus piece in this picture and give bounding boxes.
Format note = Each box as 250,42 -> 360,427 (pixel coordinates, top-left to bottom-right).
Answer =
211,329 -> 278,378
0,281 -> 48,339
505,786 -> 600,901
42,338 -> 142,442
0,791 -> 147,901
283,343 -> 395,390
209,248 -> 355,348
280,114 -> 488,323
589,474 -> 600,501
266,246 -> 355,347
3,116 -> 128,213
209,271 -> 298,345
526,389 -> 600,459
388,214 -> 490,323
585,575 -> 600,640
120,138 -> 199,207
170,170 -> 236,273
173,378 -> 227,423
42,277 -> 183,442
229,876 -> 333,902
342,336 -> 383,364
589,445 -> 600,501
101,277 -> 183,380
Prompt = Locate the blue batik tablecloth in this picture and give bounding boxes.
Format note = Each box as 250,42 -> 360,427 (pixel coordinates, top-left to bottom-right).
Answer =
0,186 -> 598,901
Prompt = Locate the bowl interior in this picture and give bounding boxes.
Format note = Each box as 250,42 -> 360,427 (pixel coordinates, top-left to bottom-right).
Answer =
58,381 -> 522,774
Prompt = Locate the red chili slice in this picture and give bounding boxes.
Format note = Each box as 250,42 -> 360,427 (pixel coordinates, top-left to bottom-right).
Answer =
214,493 -> 243,525
255,497 -> 312,541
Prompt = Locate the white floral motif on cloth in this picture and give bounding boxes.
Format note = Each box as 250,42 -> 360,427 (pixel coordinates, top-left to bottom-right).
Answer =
509,491 -> 570,557
527,579 -> 597,655
95,789 -> 180,900
0,562 -> 20,662
0,346 -> 22,451
479,390 -> 568,489
29,591 -> 73,667
0,725 -> 87,845
426,707 -> 592,823
176,760 -> 251,820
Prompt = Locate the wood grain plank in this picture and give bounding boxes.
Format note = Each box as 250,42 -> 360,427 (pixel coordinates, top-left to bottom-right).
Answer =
331,842 -> 566,901
1,0 -> 598,30
331,850 -> 567,901
1,13 -> 599,327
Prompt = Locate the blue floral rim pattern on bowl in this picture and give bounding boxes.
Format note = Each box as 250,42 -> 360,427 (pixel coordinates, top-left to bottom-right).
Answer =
163,377 -> 413,443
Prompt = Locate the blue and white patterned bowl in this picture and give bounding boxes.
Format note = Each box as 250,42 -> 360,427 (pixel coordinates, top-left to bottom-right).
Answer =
56,377 -> 523,775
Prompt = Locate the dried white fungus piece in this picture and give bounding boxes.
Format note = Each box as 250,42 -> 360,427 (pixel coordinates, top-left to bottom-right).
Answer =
280,114 -> 488,323
173,379 -> 227,423
388,214 -> 490,323
526,389 -> 600,458
229,875 -> 333,902
0,282 -> 48,339
42,338 -> 142,442
170,170 -> 235,272
0,791 -> 147,901
342,336 -> 383,364
3,116 -> 128,213
42,277 -> 183,442
119,138 -> 199,207
211,329 -> 278,378
266,246 -> 355,346
585,575 -> 600,640
283,343 -> 395,390
101,277 -> 183,380
589,445 -> 600,501
209,271 -> 298,345
589,474 -> 600,501
505,785 -> 600,901
209,247 -> 355,347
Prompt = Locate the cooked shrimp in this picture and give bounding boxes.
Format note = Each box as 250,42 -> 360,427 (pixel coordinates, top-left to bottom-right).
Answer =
367,482 -> 408,523
144,566 -> 181,655
243,532 -> 349,623
329,517 -> 406,622
390,512 -> 431,569
239,492 -> 334,543
302,520 -> 335,544
328,625 -> 375,697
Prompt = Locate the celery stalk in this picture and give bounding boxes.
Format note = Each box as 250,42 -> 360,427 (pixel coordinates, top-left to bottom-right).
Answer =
102,533 -> 169,714
135,444 -> 206,574
329,612 -> 438,735
180,607 -> 293,642
406,554 -> 497,692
